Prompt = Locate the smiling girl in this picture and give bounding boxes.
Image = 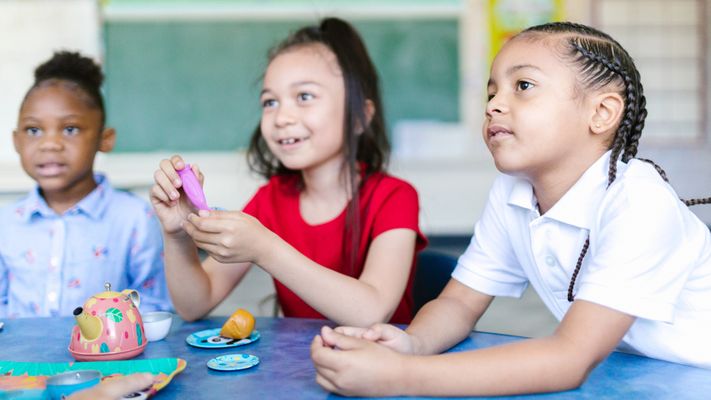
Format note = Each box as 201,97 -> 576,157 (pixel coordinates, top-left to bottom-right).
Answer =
151,18 -> 427,326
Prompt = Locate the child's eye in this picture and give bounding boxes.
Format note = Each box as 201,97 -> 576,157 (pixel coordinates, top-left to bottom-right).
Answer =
516,81 -> 534,91
25,127 -> 42,137
297,92 -> 314,102
261,98 -> 277,109
63,126 -> 80,136
487,92 -> 496,101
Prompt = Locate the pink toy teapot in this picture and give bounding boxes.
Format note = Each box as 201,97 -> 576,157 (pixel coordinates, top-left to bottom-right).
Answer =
69,282 -> 146,361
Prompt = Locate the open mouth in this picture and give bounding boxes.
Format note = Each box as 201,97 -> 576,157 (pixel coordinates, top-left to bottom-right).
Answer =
36,162 -> 67,176
277,137 -> 308,146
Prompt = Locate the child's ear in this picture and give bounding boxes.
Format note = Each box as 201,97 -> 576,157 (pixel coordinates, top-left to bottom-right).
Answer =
590,92 -> 624,135
12,130 -> 20,153
357,100 -> 376,135
98,127 -> 116,153
365,99 -> 375,127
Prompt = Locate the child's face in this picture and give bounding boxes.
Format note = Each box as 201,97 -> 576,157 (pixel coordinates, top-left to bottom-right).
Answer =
484,37 -> 596,180
13,83 -> 113,201
259,44 -> 346,173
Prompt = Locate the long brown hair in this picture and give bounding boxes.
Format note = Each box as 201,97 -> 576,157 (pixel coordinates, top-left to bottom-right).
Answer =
247,17 -> 390,274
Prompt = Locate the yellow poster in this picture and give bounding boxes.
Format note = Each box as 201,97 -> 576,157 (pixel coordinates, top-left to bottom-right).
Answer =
488,0 -> 565,62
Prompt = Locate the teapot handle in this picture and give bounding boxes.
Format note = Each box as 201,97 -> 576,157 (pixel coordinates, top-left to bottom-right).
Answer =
121,289 -> 140,308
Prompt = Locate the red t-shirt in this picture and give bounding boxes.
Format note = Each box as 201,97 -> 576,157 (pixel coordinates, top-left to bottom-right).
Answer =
243,172 -> 427,323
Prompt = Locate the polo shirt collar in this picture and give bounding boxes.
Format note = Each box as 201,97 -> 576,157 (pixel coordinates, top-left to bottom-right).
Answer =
20,174 -> 111,221
507,151 -> 613,230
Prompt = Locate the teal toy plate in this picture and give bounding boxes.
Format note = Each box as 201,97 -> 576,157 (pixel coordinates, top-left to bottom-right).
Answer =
186,328 -> 260,349
207,354 -> 259,371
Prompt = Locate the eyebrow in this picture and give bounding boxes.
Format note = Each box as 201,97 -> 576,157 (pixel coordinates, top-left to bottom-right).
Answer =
19,114 -> 84,122
487,64 -> 543,86
260,80 -> 323,96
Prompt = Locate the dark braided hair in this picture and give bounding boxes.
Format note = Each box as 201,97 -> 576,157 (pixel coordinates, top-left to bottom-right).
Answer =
23,51 -> 106,127
247,17 -> 390,275
517,22 -> 710,302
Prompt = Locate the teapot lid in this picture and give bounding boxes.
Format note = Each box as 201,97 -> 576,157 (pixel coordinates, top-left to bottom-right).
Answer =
91,282 -> 139,305
92,282 -> 117,298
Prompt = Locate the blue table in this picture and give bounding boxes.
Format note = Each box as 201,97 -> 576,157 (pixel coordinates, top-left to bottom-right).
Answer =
1,316 -> 709,399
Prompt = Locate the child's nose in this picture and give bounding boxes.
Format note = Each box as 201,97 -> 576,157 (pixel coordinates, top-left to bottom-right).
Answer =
38,132 -> 64,151
274,104 -> 297,127
485,93 -> 507,117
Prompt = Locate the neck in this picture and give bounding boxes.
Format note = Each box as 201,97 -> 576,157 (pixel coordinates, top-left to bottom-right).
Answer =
42,175 -> 98,215
301,158 -> 352,204
531,150 -> 605,214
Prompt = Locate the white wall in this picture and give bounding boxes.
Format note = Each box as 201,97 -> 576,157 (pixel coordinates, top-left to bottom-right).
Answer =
0,0 -> 102,163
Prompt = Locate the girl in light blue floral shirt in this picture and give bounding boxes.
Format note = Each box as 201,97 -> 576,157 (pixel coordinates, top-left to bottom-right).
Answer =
0,51 -> 171,318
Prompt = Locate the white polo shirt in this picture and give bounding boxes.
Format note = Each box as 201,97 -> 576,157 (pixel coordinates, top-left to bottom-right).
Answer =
452,151 -> 711,368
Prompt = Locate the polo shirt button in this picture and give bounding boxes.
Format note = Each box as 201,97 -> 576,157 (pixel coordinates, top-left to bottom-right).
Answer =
545,255 -> 556,266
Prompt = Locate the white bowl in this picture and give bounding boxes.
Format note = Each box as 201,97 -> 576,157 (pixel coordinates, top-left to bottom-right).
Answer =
143,311 -> 173,342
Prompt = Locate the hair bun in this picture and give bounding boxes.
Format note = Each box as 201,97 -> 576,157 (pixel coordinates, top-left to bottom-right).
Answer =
34,51 -> 103,91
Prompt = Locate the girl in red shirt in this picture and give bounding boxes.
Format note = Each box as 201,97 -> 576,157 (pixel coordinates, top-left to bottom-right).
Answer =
151,17 -> 427,326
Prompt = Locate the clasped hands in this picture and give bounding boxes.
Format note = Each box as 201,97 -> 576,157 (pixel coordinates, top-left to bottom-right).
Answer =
310,323 -> 419,397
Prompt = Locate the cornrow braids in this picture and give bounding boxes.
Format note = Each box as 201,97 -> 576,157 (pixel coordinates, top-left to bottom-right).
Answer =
519,22 -> 709,302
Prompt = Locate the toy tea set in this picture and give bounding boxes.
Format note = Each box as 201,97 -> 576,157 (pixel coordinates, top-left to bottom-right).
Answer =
43,165 -> 255,396
70,282 -> 148,361
68,165 -> 206,362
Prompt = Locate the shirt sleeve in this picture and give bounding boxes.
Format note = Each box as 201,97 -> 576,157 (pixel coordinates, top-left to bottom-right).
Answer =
452,176 -> 529,297
370,180 -> 427,250
576,178 -> 699,322
370,181 -> 418,234
127,206 -> 172,312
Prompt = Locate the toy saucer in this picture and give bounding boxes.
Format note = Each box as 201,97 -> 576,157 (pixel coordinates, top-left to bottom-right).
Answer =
186,328 -> 260,349
207,354 -> 259,371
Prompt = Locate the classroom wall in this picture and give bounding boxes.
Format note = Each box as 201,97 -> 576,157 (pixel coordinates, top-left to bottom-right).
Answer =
0,0 -> 101,163
1,0 -> 709,233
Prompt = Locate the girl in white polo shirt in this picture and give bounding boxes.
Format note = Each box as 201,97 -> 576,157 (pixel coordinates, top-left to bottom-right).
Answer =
310,21 -> 711,397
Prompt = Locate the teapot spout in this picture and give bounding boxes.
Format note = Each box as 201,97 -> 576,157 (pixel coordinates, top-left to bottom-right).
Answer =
73,306 -> 102,341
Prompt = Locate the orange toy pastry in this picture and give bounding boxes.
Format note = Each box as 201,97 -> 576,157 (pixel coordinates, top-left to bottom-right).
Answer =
220,309 -> 255,339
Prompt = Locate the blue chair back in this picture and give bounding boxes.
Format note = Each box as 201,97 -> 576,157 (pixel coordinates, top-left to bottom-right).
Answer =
412,250 -> 458,315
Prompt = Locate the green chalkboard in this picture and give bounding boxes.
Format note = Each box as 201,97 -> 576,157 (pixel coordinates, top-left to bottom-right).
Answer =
104,19 -> 459,152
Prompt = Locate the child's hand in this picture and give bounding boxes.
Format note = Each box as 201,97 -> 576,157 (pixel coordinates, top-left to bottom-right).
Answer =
311,329 -> 407,397
151,155 -> 203,235
68,373 -> 154,400
182,209 -> 277,264
326,325 -> 416,354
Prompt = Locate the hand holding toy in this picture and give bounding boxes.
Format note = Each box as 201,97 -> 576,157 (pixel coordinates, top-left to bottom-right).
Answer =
177,164 -> 210,211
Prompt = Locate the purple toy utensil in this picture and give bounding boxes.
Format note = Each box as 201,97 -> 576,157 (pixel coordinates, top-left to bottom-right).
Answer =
177,164 -> 210,211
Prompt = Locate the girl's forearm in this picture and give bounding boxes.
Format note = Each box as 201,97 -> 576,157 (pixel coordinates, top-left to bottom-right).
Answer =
256,234 -> 400,327
405,298 -> 481,355
400,336 -> 593,397
162,234 -> 213,321
406,281 -> 494,355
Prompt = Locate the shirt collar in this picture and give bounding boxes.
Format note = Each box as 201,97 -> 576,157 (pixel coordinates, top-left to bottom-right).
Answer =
507,151 -> 613,229
20,174 -> 111,221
